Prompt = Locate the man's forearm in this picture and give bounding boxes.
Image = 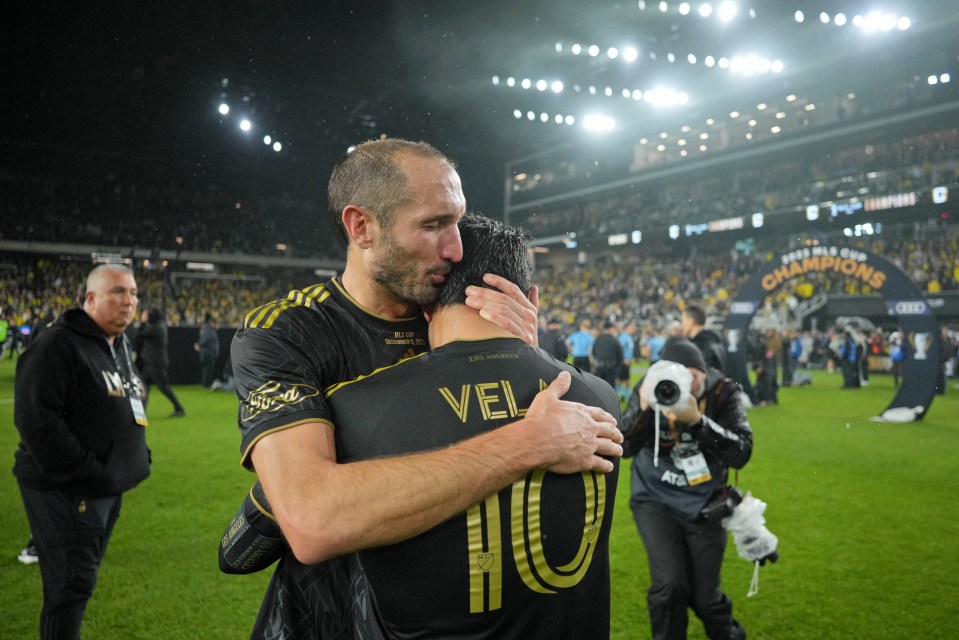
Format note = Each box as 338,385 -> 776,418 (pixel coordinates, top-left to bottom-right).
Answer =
264,419 -> 543,565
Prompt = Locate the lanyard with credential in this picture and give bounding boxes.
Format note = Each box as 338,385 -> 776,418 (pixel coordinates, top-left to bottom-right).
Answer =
108,335 -> 149,426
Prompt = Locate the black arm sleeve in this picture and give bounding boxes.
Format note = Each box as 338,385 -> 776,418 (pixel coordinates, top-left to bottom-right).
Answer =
690,379 -> 753,469
218,480 -> 288,574
620,378 -> 654,458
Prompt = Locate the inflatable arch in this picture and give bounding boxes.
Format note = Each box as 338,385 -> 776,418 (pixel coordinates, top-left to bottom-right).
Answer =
724,245 -> 940,420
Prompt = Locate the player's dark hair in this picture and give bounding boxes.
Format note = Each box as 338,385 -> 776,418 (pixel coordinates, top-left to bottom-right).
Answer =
327,138 -> 456,246
436,214 -> 531,308
683,304 -> 707,327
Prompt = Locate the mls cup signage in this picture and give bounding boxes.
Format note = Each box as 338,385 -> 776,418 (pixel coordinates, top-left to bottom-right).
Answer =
725,246 -> 939,419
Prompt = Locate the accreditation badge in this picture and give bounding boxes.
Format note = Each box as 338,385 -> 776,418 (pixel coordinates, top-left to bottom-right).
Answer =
130,397 -> 149,426
679,452 -> 711,486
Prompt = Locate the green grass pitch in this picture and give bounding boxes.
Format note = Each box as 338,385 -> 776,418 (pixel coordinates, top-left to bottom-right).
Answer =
2,357 -> 957,639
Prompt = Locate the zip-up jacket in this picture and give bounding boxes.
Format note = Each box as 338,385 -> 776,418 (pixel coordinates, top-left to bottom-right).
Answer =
620,367 -> 752,520
13,308 -> 151,496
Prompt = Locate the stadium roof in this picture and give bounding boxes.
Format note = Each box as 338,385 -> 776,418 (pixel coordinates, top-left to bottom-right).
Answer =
3,1 -> 957,216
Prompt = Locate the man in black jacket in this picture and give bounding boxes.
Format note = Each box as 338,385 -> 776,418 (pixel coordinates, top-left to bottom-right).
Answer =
681,304 -> 727,373
136,308 -> 186,417
14,263 -> 151,640
621,337 -> 752,640
540,317 -> 570,362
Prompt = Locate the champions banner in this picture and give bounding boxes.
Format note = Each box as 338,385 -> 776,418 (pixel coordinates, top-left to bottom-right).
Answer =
724,245 -> 939,419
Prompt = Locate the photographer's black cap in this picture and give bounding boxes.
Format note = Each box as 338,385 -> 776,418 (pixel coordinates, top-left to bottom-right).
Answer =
660,336 -> 707,372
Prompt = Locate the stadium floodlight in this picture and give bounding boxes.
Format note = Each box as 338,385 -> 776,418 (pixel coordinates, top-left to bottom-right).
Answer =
521,78 -> 532,89
551,80 -> 564,93
507,76 -> 515,87
588,85 -> 597,95
704,55 -> 715,67
748,119 -> 757,126
688,53 -> 697,64
239,119 -> 252,132
897,16 -> 911,30
820,12 -> 830,24
536,79 -> 547,91
554,114 -> 564,124
942,74 -> 952,84
555,42 -> 563,53
632,89 -> 643,100
273,141 -> 282,152
794,10 -> 804,23
527,111 -> 535,120
218,103 -> 230,115
928,75 -> 938,85
513,109 -> 522,119
588,44 -> 600,57
263,135 -> 272,145
583,114 -> 616,132
771,125 -> 781,134
771,60 -> 784,73
659,1 -> 667,13
667,52 -> 676,63
605,86 -> 613,96
622,88 -> 631,98
623,46 -> 639,62
571,43 -> 582,55
717,1 -> 736,22
786,94 -> 797,102
492,75 -> 500,86
834,13 -> 847,26
679,3 -> 691,15
699,4 -> 713,18
730,110 -> 740,118
540,112 -> 549,122
607,47 -> 619,59
565,115 -> 575,125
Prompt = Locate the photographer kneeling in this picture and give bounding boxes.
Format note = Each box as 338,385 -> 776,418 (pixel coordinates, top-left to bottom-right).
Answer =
622,337 -> 753,640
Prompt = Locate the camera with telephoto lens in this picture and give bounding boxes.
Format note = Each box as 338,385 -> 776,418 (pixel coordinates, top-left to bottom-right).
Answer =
643,360 -> 694,411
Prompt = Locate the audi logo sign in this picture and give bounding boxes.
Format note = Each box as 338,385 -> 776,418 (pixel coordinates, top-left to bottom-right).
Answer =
729,302 -> 756,315
894,301 -> 928,315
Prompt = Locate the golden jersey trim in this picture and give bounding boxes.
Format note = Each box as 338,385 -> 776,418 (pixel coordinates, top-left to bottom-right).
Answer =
240,418 -> 335,469
324,352 -> 428,397
243,283 -> 331,329
329,278 -> 423,323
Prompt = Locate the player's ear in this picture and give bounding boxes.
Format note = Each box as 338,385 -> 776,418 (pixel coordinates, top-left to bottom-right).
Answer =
342,205 -> 375,249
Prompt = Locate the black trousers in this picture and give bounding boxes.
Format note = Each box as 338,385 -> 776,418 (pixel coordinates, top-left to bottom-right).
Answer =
632,500 -> 745,640
142,364 -> 185,412
199,353 -> 218,388
19,484 -> 122,640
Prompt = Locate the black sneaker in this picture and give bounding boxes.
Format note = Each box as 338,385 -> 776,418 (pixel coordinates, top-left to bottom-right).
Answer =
171,409 -> 186,418
18,545 -> 38,565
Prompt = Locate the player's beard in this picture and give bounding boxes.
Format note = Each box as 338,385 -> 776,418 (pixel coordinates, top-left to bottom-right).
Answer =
369,233 -> 450,308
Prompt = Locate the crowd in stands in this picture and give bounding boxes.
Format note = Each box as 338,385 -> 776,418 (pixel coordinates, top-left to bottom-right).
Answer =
3,220 -> 958,342
515,128 -> 959,238
0,150 -> 343,260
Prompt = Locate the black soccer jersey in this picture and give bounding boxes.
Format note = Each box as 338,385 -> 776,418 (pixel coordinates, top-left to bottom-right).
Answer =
327,337 -> 621,640
231,277 -> 429,640
232,277 -> 429,468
